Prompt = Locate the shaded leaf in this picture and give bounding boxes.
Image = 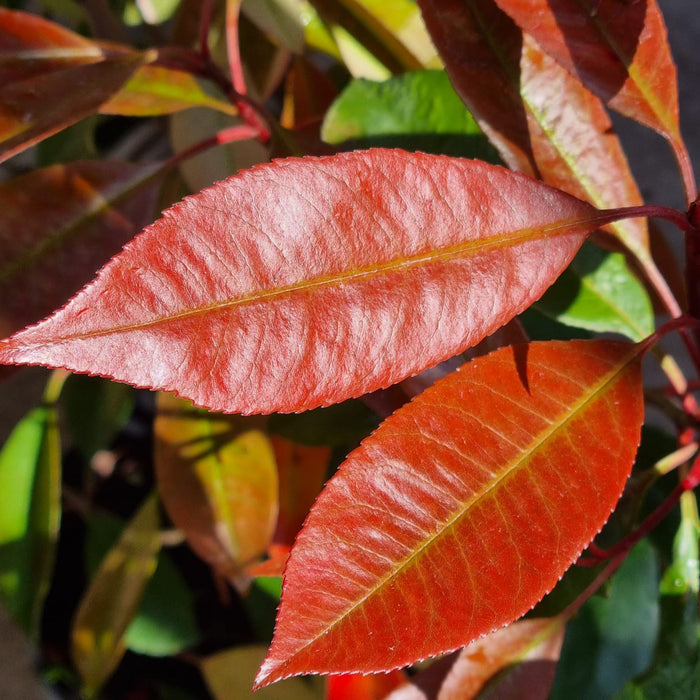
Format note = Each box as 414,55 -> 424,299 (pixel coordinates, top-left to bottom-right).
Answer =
270,436 -> 330,555
202,645 -> 323,700
0,160 -> 162,339
321,70 -> 499,160
155,392 -> 278,588
0,9 -> 145,161
72,495 -> 161,696
269,401 -> 378,447
62,374 -> 134,460
85,513 -> 200,657
417,0 -> 650,258
535,241 -> 654,342
99,64 -> 237,116
245,575 -> 283,641
0,370 -> 64,636
256,339 -> 645,685
0,151 -> 606,414
242,0 -> 305,53
280,55 -> 339,131
387,616 -> 566,700
551,540 -> 659,700
492,0 -> 681,145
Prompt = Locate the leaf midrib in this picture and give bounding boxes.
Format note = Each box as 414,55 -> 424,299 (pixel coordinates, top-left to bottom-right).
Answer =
280,342 -> 639,670
10,213 -> 606,347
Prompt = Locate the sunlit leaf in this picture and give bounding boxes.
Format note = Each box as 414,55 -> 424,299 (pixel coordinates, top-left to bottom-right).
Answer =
0,151 -> 608,414
321,70 -> 498,160
99,64 -> 237,116
551,540 -> 659,700
202,645 -> 323,700
85,513 -> 200,657
256,339 -> 645,685
0,160 -> 162,339
0,9 -> 145,162
492,0 -> 682,147
155,393 -> 278,588
0,370 -> 64,636
71,495 -> 161,696
387,616 -> 566,700
535,241 -> 654,342
417,0 -> 650,258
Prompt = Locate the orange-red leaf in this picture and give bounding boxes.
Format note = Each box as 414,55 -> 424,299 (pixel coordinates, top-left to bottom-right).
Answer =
255,339 -> 644,686
0,151 -> 604,414
417,0 -> 649,257
492,0 -> 680,143
327,670 -> 408,700
0,9 -> 144,162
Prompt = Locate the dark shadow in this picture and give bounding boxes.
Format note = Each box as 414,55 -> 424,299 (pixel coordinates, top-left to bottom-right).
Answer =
545,0 -> 647,101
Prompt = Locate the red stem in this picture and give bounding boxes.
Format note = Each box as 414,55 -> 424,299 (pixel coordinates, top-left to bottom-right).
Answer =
198,0 -> 216,65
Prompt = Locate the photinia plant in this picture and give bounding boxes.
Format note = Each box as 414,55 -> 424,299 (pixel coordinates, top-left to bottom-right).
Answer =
2,0 -> 700,697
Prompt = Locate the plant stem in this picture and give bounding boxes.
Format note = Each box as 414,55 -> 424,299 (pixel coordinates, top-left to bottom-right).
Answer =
669,136 -> 697,208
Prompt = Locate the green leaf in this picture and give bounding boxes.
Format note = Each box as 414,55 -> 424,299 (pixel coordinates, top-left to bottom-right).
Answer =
322,70 -> 499,159
0,370 -> 64,636
85,513 -> 200,657
660,491 -> 700,596
100,65 -> 237,117
534,242 -> 654,341
268,400 -> 378,446
245,576 -> 282,641
62,374 -> 134,460
552,540 -> 660,700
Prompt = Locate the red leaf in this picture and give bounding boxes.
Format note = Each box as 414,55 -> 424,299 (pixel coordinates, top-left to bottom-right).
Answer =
255,340 -> 644,686
0,151 -> 604,414
417,0 -> 649,257
491,0 -> 680,143
327,670 -> 408,700
0,9 -> 144,162
0,161 -> 161,340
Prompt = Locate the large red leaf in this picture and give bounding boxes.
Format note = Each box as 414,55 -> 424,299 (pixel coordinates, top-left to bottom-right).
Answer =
0,151 -> 608,414
255,339 -> 644,686
0,161 -> 162,339
491,0 -> 680,145
417,0 -> 649,258
0,9 -> 144,162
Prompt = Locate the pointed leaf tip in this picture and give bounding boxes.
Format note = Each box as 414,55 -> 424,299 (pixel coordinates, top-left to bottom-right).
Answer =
256,340 -> 645,686
0,151 -> 600,414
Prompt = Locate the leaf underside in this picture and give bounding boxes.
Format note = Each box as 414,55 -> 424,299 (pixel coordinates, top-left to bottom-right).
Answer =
256,339 -> 644,686
0,150 -> 602,414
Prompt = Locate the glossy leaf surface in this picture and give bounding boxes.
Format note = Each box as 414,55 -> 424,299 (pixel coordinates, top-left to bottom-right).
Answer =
0,9 -> 144,161
72,495 -> 161,696
155,393 -> 277,586
256,340 -> 644,685
0,151 -> 605,414
99,64 -> 237,116
321,70 -> 498,160
492,0 -> 681,144
0,371 -> 64,636
0,160 -> 162,339
387,616 -> 566,700
535,241 -> 654,342
417,0 -> 649,258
